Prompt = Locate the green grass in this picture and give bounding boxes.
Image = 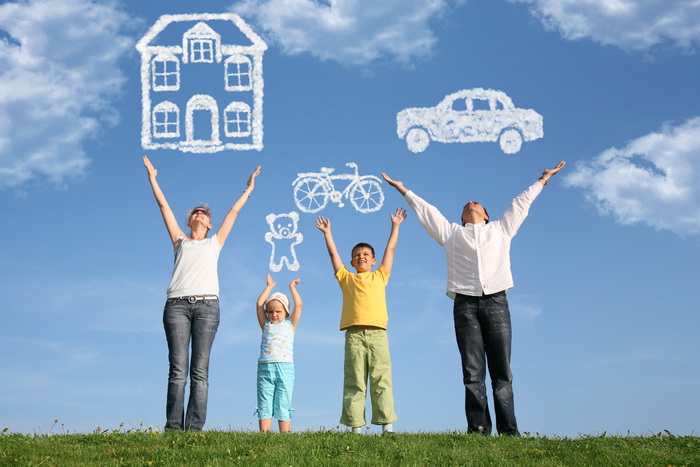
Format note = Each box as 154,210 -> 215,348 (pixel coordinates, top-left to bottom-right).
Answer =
1,426 -> 698,466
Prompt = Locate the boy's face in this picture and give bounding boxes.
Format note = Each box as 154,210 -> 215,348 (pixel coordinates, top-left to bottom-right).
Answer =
265,300 -> 287,324
350,246 -> 376,273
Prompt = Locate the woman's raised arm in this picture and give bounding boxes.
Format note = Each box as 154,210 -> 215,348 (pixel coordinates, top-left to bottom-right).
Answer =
143,156 -> 185,246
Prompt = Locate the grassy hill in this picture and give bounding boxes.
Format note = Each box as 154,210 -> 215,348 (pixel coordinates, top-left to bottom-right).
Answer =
1,428 -> 698,466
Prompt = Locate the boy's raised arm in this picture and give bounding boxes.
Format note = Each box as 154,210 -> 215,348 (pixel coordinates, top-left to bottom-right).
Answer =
381,207 -> 407,274
256,274 -> 275,330
315,216 -> 343,273
289,277 -> 303,330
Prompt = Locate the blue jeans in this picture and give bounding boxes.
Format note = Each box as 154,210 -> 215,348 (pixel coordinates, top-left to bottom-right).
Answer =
453,291 -> 519,436
163,297 -> 220,431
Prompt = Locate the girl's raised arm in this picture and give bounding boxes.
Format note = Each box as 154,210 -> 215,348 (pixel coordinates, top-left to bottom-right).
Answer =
289,277 -> 302,330
256,274 -> 275,330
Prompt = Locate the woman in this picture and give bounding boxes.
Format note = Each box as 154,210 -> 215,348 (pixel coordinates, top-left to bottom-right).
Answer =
143,155 -> 261,431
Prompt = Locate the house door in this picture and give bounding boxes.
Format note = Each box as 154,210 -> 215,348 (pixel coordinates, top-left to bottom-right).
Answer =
185,94 -> 220,145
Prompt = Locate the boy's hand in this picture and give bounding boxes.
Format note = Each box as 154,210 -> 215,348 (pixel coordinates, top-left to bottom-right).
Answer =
315,216 -> 332,233
390,207 -> 408,225
266,273 -> 276,288
289,277 -> 300,288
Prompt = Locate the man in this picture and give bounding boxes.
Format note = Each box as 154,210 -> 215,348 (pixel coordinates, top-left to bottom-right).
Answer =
381,161 -> 565,436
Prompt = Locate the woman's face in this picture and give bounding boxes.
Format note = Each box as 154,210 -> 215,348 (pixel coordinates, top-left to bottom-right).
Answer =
188,208 -> 212,229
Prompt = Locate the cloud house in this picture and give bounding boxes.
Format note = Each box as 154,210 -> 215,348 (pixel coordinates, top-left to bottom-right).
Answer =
136,13 -> 267,153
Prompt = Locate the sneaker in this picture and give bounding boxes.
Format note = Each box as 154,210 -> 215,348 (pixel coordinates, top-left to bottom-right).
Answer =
350,426 -> 362,434
382,423 -> 394,433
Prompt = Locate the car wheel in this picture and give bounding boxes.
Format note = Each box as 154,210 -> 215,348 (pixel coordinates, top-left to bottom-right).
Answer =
406,128 -> 430,153
499,129 -> 523,154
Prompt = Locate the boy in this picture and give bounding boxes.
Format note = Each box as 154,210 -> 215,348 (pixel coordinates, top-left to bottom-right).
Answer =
315,208 -> 407,433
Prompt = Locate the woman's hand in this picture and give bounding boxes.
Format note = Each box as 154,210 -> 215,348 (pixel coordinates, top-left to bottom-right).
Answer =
247,166 -> 261,191
143,155 -> 157,178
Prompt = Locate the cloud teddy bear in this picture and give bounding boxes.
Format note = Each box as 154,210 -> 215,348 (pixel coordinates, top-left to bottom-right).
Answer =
265,211 -> 303,272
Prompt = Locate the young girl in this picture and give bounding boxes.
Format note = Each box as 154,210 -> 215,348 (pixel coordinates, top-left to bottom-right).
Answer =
256,274 -> 302,432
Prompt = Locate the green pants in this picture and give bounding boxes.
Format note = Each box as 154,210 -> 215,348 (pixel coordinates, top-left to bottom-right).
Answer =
340,327 -> 398,427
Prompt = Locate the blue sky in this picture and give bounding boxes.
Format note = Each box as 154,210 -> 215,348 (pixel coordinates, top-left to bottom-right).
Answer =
1,0 -> 699,436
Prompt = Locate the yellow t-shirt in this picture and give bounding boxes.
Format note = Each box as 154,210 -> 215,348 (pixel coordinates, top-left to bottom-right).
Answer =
335,264 -> 390,330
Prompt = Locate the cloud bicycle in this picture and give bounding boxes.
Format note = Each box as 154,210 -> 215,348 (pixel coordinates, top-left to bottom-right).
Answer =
292,162 -> 385,213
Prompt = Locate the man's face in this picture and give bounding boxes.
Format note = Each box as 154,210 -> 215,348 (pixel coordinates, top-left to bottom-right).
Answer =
462,201 -> 488,225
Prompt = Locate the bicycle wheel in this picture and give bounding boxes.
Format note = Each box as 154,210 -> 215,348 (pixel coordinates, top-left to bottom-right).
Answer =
349,179 -> 384,213
293,177 -> 330,213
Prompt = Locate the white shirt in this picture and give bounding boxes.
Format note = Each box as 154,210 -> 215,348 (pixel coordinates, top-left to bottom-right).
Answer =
166,234 -> 223,298
405,182 -> 543,298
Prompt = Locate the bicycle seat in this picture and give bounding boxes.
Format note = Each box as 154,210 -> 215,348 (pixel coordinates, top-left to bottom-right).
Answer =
320,167 -> 335,174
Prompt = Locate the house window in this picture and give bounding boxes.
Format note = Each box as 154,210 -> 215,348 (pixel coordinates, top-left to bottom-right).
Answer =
225,55 -> 252,91
190,39 -> 214,63
224,102 -> 251,137
152,55 -> 180,91
152,102 -> 180,138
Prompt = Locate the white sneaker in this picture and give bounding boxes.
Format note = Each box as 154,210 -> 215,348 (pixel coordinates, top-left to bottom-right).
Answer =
350,426 -> 362,434
382,423 -> 394,433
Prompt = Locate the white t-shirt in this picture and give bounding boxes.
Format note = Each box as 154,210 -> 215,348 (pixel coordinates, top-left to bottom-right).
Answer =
166,234 -> 223,298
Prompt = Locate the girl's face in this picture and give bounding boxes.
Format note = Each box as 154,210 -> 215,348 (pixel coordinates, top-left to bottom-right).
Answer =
265,300 -> 286,324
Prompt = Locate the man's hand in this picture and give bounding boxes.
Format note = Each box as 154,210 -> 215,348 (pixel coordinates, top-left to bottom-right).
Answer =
381,173 -> 408,196
542,161 -> 566,181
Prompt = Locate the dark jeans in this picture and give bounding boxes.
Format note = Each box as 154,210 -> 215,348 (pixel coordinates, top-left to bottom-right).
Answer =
163,297 -> 220,431
453,291 -> 519,436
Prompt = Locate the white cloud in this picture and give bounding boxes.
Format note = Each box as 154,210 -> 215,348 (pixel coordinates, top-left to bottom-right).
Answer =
0,0 -> 135,189
511,0 -> 700,52
565,117 -> 700,237
230,0 -> 463,66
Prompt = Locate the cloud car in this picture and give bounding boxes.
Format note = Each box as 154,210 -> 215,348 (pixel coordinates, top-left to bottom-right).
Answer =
396,88 -> 543,154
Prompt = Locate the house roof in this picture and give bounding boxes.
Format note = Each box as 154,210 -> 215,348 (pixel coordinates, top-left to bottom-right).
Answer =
136,13 -> 267,54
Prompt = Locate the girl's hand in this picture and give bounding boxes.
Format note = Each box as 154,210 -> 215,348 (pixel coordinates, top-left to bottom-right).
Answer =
289,277 -> 300,288
266,273 -> 276,288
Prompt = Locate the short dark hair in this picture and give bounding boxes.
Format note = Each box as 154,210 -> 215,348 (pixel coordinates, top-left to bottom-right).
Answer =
351,242 -> 375,258
461,202 -> 490,225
